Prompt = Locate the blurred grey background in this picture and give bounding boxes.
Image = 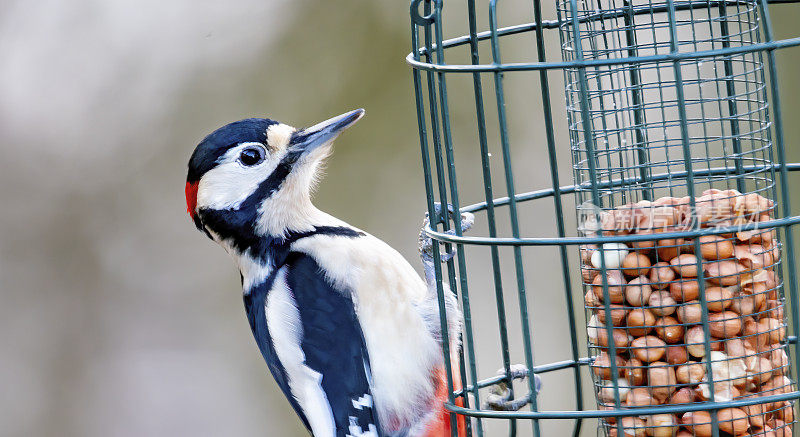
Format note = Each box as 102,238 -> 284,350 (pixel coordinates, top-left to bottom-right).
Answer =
2,1 -> 800,436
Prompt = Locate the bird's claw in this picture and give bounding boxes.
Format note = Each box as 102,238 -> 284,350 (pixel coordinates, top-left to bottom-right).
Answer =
440,249 -> 457,263
419,203 -> 475,261
484,393 -> 532,412
482,364 -> 542,412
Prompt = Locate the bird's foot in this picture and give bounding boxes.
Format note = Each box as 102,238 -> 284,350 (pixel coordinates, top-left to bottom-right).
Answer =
418,203 -> 474,263
483,364 -> 542,411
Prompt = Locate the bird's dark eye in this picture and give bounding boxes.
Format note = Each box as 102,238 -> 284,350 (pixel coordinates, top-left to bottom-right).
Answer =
239,146 -> 265,166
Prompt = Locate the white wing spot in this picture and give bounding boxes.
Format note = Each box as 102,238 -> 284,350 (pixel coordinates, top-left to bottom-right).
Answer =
351,394 -> 373,410
347,417 -> 379,437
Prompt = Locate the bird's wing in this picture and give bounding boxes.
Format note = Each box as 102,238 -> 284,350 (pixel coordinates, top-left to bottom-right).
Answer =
248,251 -> 382,437
243,267 -> 312,433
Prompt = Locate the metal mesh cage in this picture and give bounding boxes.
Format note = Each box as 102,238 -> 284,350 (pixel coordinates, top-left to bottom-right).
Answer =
559,1 -> 773,206
408,1 -> 800,436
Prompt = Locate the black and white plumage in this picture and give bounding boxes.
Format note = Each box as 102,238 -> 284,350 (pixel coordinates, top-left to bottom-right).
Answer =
185,110 -> 464,437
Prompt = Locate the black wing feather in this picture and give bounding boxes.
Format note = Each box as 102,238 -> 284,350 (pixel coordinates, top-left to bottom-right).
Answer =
284,252 -> 381,436
244,251 -> 382,436
244,279 -> 312,431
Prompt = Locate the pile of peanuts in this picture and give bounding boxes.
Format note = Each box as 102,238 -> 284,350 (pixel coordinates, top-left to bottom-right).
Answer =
580,189 -> 795,437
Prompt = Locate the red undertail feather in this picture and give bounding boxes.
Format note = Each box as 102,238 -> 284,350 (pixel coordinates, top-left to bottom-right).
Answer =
185,181 -> 199,219
422,365 -> 467,437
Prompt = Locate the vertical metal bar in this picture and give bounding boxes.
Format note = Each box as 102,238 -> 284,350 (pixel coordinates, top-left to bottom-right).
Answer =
758,0 -> 800,393
417,2 -> 457,435
488,2 -> 539,436
690,2 -> 720,192
463,2 -> 519,436
706,0 -> 737,193
623,0 -> 653,201
752,0 -> 798,426
581,3 -> 628,208
464,0 -> 492,434
431,1 -> 474,435
664,2 -> 720,436
646,2 -> 680,201
422,10 -> 463,390
421,0 -> 452,243
755,1 -> 789,387
567,2 -> 625,437
420,4 -> 447,224
530,2 -> 585,437
717,1 -> 747,193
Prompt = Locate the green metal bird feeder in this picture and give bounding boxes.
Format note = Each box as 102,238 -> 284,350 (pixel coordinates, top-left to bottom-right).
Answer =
409,0 -> 800,436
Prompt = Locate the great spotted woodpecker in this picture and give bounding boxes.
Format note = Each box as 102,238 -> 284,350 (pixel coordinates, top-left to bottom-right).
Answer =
185,109 -> 466,436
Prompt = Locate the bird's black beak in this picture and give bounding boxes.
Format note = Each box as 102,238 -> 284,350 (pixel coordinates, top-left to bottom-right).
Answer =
289,109 -> 365,155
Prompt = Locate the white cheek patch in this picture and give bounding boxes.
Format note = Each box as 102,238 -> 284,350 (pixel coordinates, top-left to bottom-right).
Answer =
196,143 -> 284,211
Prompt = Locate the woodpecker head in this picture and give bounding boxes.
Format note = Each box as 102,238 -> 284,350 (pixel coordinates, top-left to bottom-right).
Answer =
186,109 -> 364,252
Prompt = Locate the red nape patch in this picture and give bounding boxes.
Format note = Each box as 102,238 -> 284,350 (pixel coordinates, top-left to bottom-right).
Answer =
185,181 -> 199,218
